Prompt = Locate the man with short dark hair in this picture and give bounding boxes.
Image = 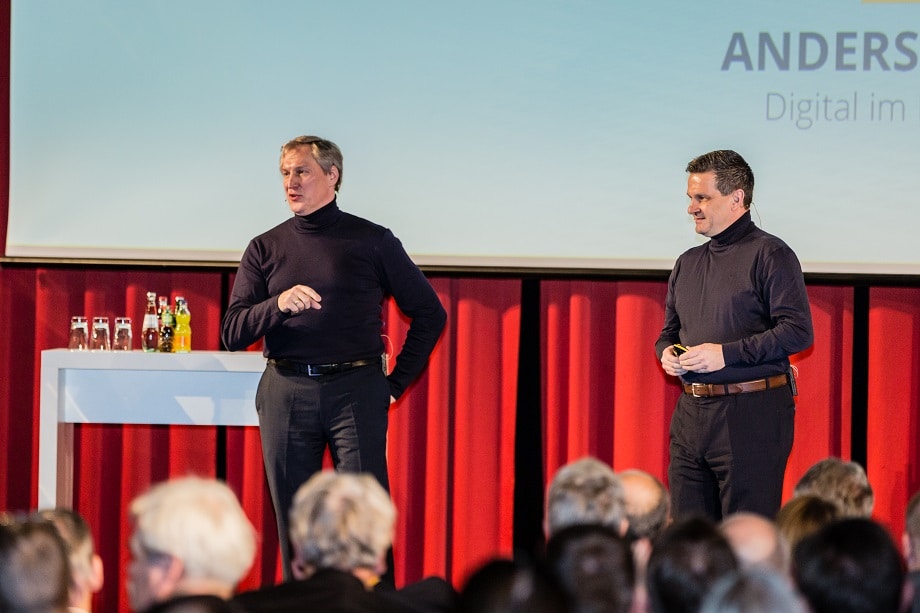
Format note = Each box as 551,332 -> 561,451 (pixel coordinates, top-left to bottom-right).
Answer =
646,516 -> 738,613
794,517 -> 906,613
545,524 -> 634,613
656,149 -> 813,522
0,517 -> 70,613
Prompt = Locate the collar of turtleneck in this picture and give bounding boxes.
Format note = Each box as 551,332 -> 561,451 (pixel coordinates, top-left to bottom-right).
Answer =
709,210 -> 754,250
292,199 -> 341,233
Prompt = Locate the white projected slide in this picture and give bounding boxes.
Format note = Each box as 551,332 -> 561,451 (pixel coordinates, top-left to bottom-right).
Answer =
7,0 -> 920,274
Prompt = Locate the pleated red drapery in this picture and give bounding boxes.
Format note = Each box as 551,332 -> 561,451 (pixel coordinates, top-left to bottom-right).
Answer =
867,287 -> 920,537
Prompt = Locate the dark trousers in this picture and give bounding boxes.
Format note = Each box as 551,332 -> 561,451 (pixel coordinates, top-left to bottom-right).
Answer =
668,385 -> 795,522
256,361 -> 391,577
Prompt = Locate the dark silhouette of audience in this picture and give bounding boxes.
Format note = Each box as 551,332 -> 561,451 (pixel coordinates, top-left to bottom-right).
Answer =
0,515 -> 70,613
793,517 -> 906,613
646,516 -> 739,613
545,523 -> 634,613
458,558 -> 568,613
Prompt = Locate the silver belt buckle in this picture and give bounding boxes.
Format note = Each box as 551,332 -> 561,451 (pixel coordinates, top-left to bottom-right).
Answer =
690,382 -> 708,398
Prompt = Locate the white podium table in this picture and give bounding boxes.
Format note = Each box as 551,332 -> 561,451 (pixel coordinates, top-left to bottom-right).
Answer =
39,349 -> 266,508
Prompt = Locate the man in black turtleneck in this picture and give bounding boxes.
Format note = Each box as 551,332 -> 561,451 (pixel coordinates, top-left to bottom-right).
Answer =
221,136 -> 446,577
655,149 -> 813,522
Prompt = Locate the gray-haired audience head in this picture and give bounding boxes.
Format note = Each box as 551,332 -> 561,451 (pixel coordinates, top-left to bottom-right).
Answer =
127,476 -> 257,612
0,516 -> 70,613
719,512 -> 789,574
619,468 -> 670,541
289,470 -> 396,579
546,457 -> 627,537
793,517 -> 905,613
699,567 -> 807,613
35,508 -> 104,611
646,516 -> 739,613
792,457 -> 874,517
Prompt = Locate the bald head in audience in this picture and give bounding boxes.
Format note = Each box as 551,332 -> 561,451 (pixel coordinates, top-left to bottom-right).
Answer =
719,512 -> 789,574
619,469 -> 670,541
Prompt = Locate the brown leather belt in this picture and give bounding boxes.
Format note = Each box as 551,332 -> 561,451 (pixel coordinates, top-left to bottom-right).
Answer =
682,373 -> 789,398
269,357 -> 381,377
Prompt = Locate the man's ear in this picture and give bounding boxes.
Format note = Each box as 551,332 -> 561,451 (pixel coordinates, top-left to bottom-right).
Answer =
291,554 -> 313,581
153,556 -> 185,602
89,553 -> 104,592
732,189 -> 745,208
327,165 -> 340,188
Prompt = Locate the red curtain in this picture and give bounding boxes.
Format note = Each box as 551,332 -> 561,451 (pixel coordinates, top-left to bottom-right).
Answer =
388,278 -> 521,588
867,287 -> 920,536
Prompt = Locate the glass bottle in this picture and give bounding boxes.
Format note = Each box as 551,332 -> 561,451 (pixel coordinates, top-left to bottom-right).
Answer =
142,292 -> 159,352
157,296 -> 175,353
173,297 -> 192,353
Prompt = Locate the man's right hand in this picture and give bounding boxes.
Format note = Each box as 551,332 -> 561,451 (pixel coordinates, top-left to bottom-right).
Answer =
661,345 -> 688,376
279,285 -> 322,314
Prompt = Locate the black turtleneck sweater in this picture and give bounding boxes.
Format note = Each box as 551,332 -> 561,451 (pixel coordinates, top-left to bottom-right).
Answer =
655,212 -> 813,384
221,200 -> 446,399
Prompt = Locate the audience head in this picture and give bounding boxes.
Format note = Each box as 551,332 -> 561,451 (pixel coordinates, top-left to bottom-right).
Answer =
619,469 -> 670,542
288,470 -> 395,580
546,457 -> 627,537
793,517 -> 905,613
902,489 -> 920,571
719,512 -> 788,574
901,492 -> 920,568
793,457 -> 874,517
545,523 -> 634,613
0,516 -> 70,613
458,557 -> 568,613
127,476 -> 257,612
35,508 -> 104,611
775,494 -> 840,553
699,567 -> 807,613
646,516 -> 739,613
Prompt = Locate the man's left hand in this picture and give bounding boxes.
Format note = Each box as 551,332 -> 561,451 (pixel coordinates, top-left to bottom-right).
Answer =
678,343 -> 725,373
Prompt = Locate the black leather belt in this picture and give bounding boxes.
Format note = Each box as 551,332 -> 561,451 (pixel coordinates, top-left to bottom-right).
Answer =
268,357 -> 381,377
682,373 -> 789,398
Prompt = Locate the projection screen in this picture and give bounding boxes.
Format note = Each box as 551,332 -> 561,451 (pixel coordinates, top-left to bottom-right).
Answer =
7,0 -> 920,274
